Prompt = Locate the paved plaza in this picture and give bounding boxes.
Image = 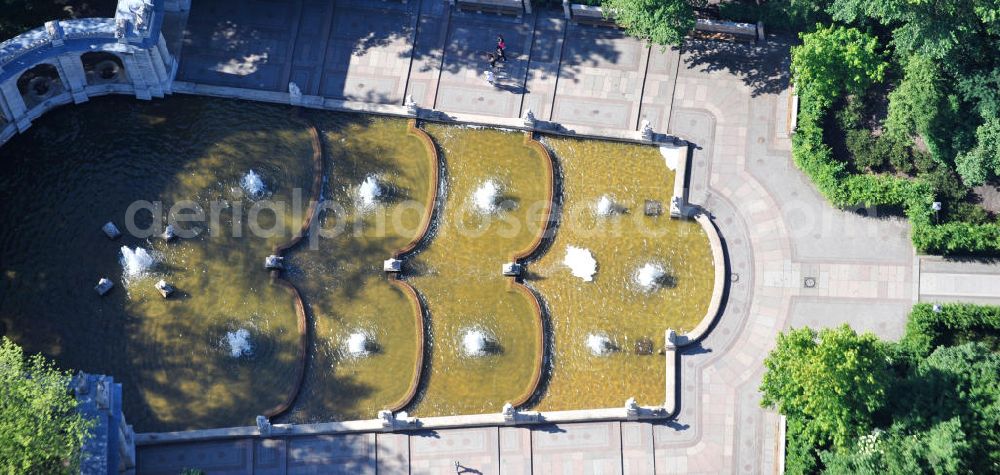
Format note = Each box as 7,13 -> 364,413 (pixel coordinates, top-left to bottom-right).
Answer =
134,1 -> 999,473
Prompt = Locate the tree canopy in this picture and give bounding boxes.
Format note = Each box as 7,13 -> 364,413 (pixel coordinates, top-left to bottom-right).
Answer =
764,305 -> 1000,474
760,324 -> 891,472
0,337 -> 92,474
601,0 -> 699,46
791,25 -> 887,107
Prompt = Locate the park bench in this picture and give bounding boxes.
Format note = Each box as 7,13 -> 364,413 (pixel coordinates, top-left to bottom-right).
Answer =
693,19 -> 760,43
562,1 -> 619,28
452,0 -> 528,17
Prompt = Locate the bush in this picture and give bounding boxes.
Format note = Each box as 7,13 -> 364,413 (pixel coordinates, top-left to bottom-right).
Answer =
879,134 -> 913,174
792,26 -> 887,108
947,202 -> 992,224
792,63 -> 1000,255
845,129 -> 883,170
900,303 -> 1000,358
0,337 -> 93,474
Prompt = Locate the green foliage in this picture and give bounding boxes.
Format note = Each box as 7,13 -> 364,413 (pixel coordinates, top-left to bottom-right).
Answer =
955,118 -> 1000,186
899,343 -> 1000,472
844,129 -> 883,170
792,66 -> 1000,255
827,0 -> 1000,64
769,304 -> 1000,473
0,337 -> 92,474
760,326 -> 890,456
946,202 -> 992,225
820,419 -> 970,474
900,303 -> 1000,357
718,0 -> 831,33
789,0 -> 1000,255
601,0 -> 700,47
917,166 -> 966,205
791,25 -> 887,108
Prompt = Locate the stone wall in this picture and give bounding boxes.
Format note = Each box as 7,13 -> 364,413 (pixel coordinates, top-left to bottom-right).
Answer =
0,0 -> 176,146
74,373 -> 136,475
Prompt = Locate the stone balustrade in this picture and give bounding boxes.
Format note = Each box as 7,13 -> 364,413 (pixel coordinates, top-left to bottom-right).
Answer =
0,0 -> 177,147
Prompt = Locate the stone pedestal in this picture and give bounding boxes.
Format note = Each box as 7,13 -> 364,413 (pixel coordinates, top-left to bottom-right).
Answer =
502,262 -> 522,276
288,82 -> 302,106
75,374 -> 136,473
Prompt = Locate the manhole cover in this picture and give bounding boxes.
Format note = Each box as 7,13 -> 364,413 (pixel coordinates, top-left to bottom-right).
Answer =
804,277 -> 816,288
730,273 -> 740,283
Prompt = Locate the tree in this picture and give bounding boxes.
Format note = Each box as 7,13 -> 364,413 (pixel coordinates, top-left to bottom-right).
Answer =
818,341 -> 1000,474
884,54 -> 965,166
828,0 -> 1000,66
760,325 -> 891,473
955,118 -> 1000,186
0,337 -> 92,474
601,0 -> 699,47
900,342 -> 1000,471
819,418 -> 970,474
791,25 -> 887,107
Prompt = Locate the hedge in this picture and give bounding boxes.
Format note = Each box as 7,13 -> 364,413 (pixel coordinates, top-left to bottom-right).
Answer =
792,88 -> 1000,255
900,303 -> 1000,357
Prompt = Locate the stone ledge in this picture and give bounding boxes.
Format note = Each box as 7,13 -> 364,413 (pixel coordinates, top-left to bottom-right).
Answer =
681,213 -> 727,345
135,404 -> 673,446
170,81 -> 691,146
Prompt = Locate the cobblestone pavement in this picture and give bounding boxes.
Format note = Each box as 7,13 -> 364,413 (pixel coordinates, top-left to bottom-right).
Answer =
136,2 -> 957,473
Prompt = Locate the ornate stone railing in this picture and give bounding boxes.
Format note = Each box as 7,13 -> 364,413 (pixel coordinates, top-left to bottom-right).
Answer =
0,0 -> 177,147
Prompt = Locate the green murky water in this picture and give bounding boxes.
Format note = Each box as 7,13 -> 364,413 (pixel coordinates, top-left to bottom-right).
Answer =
530,137 -> 715,410
282,114 -> 431,422
0,96 -> 715,431
405,125 -> 548,416
0,96 -> 312,431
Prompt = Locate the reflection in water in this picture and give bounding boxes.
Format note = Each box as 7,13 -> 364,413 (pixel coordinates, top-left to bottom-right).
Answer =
530,137 -> 714,411
0,97 -> 715,430
282,114 -> 430,424
0,96 -> 312,431
406,125 -> 547,416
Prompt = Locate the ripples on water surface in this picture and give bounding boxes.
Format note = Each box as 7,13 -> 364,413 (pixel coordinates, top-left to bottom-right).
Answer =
530,137 -> 715,410
0,96 -> 312,431
0,97 -> 715,430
